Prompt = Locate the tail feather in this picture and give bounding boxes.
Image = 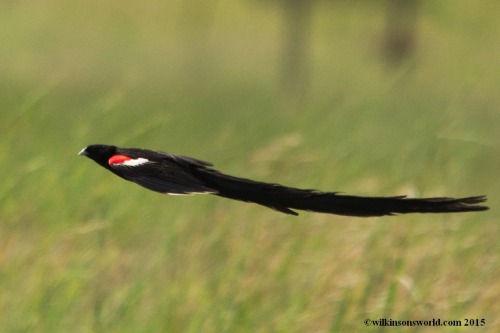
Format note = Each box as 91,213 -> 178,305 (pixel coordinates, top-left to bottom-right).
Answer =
193,169 -> 488,217
284,193 -> 488,217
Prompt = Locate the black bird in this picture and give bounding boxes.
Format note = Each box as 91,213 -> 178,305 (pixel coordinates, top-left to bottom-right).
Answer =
79,144 -> 488,217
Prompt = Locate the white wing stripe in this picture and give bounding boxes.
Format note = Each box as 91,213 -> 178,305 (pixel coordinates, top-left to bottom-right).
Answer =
120,158 -> 150,166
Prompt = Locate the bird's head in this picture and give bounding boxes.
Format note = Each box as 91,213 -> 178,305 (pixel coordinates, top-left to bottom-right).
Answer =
79,144 -> 117,169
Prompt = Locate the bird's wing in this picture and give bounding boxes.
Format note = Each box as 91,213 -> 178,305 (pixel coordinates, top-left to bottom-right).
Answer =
109,156 -> 217,195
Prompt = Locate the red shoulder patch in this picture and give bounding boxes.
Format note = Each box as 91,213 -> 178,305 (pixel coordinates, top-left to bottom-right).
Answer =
109,155 -> 132,165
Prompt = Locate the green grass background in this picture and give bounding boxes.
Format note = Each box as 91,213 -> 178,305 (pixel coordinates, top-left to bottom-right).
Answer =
1,0 -> 499,332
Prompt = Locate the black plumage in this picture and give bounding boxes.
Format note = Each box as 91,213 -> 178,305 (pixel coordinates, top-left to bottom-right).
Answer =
79,144 -> 488,217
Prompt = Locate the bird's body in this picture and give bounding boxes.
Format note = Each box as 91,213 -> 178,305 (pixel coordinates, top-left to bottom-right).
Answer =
79,144 -> 488,217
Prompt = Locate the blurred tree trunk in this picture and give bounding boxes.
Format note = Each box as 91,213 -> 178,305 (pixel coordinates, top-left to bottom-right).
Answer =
383,0 -> 419,66
178,0 -> 218,82
280,0 -> 314,108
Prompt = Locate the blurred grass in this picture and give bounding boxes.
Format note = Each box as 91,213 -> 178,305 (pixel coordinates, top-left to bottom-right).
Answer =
0,0 -> 499,332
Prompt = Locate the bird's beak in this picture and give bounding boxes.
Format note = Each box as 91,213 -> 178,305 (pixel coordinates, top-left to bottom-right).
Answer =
78,147 -> 88,156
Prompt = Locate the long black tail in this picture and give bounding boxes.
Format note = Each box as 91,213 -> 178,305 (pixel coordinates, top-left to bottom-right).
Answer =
193,169 -> 488,217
